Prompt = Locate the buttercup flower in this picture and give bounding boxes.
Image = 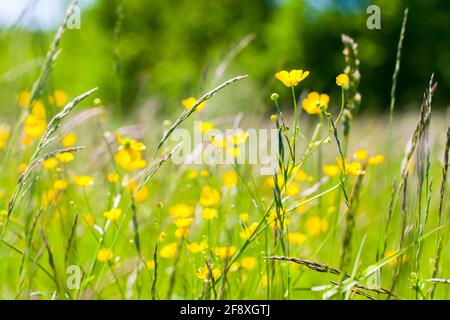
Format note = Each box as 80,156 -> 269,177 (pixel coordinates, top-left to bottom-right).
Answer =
17,91 -> 31,108
336,73 -> 350,87
198,121 -> 214,133
213,246 -> 237,259
62,132 -> 77,148
199,186 -> 221,207
114,132 -> 147,170
42,158 -> 58,170
322,164 -> 340,177
56,152 -> 74,164
287,232 -> 307,245
187,241 -> 208,254
160,243 -> 177,259
306,216 -> 328,236
239,222 -> 258,240
0,124 -> 10,150
222,171 -> 238,188
182,97 -> 206,112
368,154 -> 385,165
169,204 -> 194,219
196,266 -> 221,281
97,248 -> 113,262
353,148 -> 368,161
74,175 -> 94,188
275,69 -> 310,88
103,208 -> 122,221
302,92 -> 330,115
240,257 -> 257,270
201,207 -> 218,220
48,90 -> 68,107
107,172 -> 120,183
54,179 -> 68,191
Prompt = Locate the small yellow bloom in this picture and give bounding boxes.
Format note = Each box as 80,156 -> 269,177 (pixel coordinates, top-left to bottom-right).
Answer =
18,162 -> 28,174
42,157 -> 58,170
213,246 -> 237,259
336,73 -> 350,87
294,169 -> 308,182
17,91 -> 31,107
196,266 -> 221,281
97,247 -> 113,262
24,114 -> 46,138
211,136 -> 227,148
261,275 -> 268,287
160,243 -> 177,259
286,182 -> 300,197
199,186 -> 221,207
126,181 -> 149,202
227,131 -> 249,145
385,250 -> 408,266
239,222 -> 258,240
62,132 -> 77,148
322,164 -> 340,177
201,207 -> 218,220
353,149 -> 369,161
84,213 -> 95,226
74,175 -> 94,188
295,198 -> 310,214
200,169 -> 209,177
103,208 -> 122,221
287,232 -> 307,245
56,152 -> 74,164
0,124 -> 10,150
107,172 -> 120,183
187,170 -> 198,179
54,179 -> 68,190
174,217 -> 194,228
114,132 -> 147,171
169,204 -> 194,219
146,260 -> 155,270
302,92 -> 330,115
241,257 -> 257,270
30,101 -> 46,118
222,171 -> 238,188
49,90 -> 68,107
187,241 -> 208,254
239,213 -> 249,222
336,157 -> 365,176
198,121 -> 214,133
182,97 -> 206,112
275,69 -> 310,88
306,216 -> 328,236
175,227 -> 189,239
368,154 -> 385,166
158,231 -> 167,241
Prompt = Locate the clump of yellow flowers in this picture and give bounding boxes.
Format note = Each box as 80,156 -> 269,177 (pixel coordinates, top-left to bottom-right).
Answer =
114,132 -> 147,170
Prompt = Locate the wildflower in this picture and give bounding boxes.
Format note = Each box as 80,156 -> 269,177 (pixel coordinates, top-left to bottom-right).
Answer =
213,246 -> 237,259
275,69 -> 310,88
353,149 -> 368,161
368,154 -> 385,166
294,169 -> 308,182
103,208 -> 122,221
48,90 -> 68,107
187,170 -> 198,179
175,227 -> 190,239
196,266 -> 221,281
336,157 -> 365,176
302,92 -> 329,115
174,217 -> 194,228
62,132 -> 77,148
114,132 -> 147,171
18,163 -> 27,174
385,250 -> 408,266
286,182 -> 300,197
306,216 -> 328,236
56,152 -> 74,164
84,213 -> 95,226
107,172 -> 120,183
24,114 -> 46,138
239,222 -> 258,240
146,260 -> 155,270
226,146 -> 241,158
126,181 -> 149,202
198,121 -> 214,133
54,179 -> 68,191
239,213 -> 249,222
227,131 -> 249,145
182,97 -> 206,112
0,124 -> 10,150
222,171 -> 238,188
201,207 -> 218,220
322,164 -> 340,177
169,204 -> 194,219
270,114 -> 277,122
199,186 -> 221,207
42,158 -> 58,170
287,232 -> 307,245
17,91 -> 31,107
295,199 -> 310,214
241,257 -> 257,270
336,73 -> 350,87
158,231 -> 167,241
187,241 -> 208,254
160,243 -> 177,259
200,169 -> 209,177
97,248 -> 113,262
74,175 -> 94,188
211,136 -> 227,148
261,275 -> 268,287
41,189 -> 57,207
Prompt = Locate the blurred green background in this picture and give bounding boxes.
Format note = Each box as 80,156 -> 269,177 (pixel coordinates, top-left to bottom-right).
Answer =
0,0 -> 448,117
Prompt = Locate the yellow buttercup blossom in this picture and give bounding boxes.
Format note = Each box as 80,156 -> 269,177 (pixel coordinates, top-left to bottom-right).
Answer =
211,136 -> 227,148
240,257 -> 257,270
196,266 -> 221,281
0,124 -> 10,150
199,186 -> 221,207
275,69 -> 310,88
24,114 -> 46,138
187,170 -> 198,179
353,148 -> 369,161
302,92 -> 330,115
18,163 -> 28,174
187,241 -> 208,254
97,248 -> 113,262
294,168 -> 308,182
56,152 -> 74,164
42,158 -> 58,170
160,243 -> 177,259
182,97 -> 206,112
306,216 -> 328,236
114,132 -> 147,171
62,132 -> 77,148
103,208 -> 122,221
296,198 -> 310,214
261,275 -> 268,287
53,179 -> 68,190
385,249 -> 408,266
336,73 -> 350,87
84,213 -> 95,226
158,231 -> 167,241
286,182 -> 300,197
226,146 -> 241,158
222,171 -> 238,188
200,169 -> 209,177
175,227 -> 189,239
146,260 -> 155,270
17,91 -> 31,107
239,213 -> 249,222
174,217 -> 194,228
336,157 -> 365,176
213,246 -> 237,259
287,232 -> 307,245
107,172 -> 120,183
239,222 -> 258,240
74,175 -> 94,188
169,204 -> 194,219
198,121 -> 214,133
49,90 -> 68,107
201,207 -> 218,220
126,181 -> 149,202
227,131 -> 249,145
322,164 -> 340,177
368,154 -> 385,166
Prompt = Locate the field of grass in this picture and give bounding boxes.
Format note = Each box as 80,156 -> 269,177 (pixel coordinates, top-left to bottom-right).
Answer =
0,2 -> 449,300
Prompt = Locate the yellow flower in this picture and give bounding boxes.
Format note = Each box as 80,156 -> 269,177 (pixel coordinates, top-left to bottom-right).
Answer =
295,198 -> 310,214
24,114 -> 46,138
0,124 -> 10,150
196,266 -> 221,281
199,186 -> 221,207
62,132 -> 77,148
158,231 -> 167,241
286,182 -> 300,197
169,204 -> 194,219
17,91 -> 31,107
97,248 -> 113,262
201,207 -> 218,220
160,243 -> 177,259
174,217 -> 194,228
239,213 -> 249,222
211,136 -> 227,148
294,169 -> 308,182
56,152 -> 74,164
187,241 -> 208,254
198,121 -> 214,133
275,69 -> 310,88
53,179 -> 68,190
84,213 -> 95,226
222,171 -> 238,188
227,131 -> 249,145
182,97 -> 206,112
261,275 -> 268,287
187,170 -> 198,179
213,246 -> 237,259
336,73 -> 350,87
353,149 -> 368,161
287,232 -> 307,245
200,169 -> 209,177
226,146 -> 241,158
306,216 -> 328,236
368,154 -> 385,166
385,249 -> 408,266
336,157 -> 365,176
103,208 -> 122,221
49,90 -> 68,107
241,257 -> 257,270
146,260 -> 155,270
302,92 -> 329,115
42,158 -> 58,169
175,227 -> 189,239
18,163 -> 28,174
114,132 -> 147,170
107,172 -> 120,183
239,222 -> 258,240
322,164 -> 340,177
126,181 -> 149,202
74,175 -> 94,188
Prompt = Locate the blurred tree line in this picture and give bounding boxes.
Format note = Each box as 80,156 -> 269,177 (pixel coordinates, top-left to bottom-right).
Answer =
1,0 -> 448,115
